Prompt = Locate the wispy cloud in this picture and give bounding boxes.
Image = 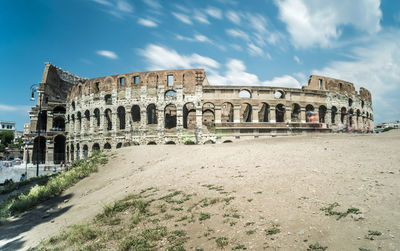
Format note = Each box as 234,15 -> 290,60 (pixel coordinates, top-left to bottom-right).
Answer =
194,10 -> 210,24
139,44 -> 220,71
92,0 -> 133,18
138,18 -> 158,27
96,50 -> 118,59
226,10 -> 241,24
142,0 -> 161,9
0,104 -> 30,113
293,55 -> 301,64
205,6 -> 222,19
247,43 -> 264,57
226,29 -> 250,41
172,12 -> 192,25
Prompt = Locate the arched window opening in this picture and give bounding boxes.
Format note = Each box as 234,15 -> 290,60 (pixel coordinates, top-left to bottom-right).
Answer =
165,90 -> 177,99
131,105 -> 141,123
184,103 -> 196,129
318,79 -> 323,89
83,145 -> 89,158
133,76 -> 140,85
147,141 -> 157,145
94,109 -> 100,128
167,75 -> 174,86
36,110 -> 47,132
276,104 -> 285,122
53,106 -> 66,114
105,109 -> 112,131
165,104 -> 177,129
203,110 -> 215,129
116,142 -> 122,149
348,98 -> 353,107
291,103 -> 300,122
92,143 -> 100,152
70,144 -> 74,162
94,82 -> 100,93
117,106 -> 126,130
76,143 -> 80,160
339,83 -> 343,90
341,107 -> 347,123
84,110 -> 90,130
77,112 -> 82,132
104,143 -> 111,150
105,94 -> 112,105
239,89 -> 251,98
258,103 -> 270,122
32,136 -> 46,164
52,117 -> 65,131
349,109 -> 354,127
166,141 -> 176,145
361,100 -> 364,108
147,104 -> 157,124
319,105 -> 327,123
123,142 -> 131,147
240,103 -> 252,123
331,106 -> 337,124
221,102 -> 234,122
274,90 -> 285,99
305,105 -> 315,123
71,101 -> 75,111
119,77 -> 125,87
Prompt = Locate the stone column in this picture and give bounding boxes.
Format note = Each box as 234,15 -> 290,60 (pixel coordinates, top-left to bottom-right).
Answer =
46,139 -> 54,165
285,108 -> 291,123
270,107 -> 276,123
215,106 -> 222,124
326,108 -> 331,127
125,105 -> 131,132
47,112 -> 53,132
99,108 -> 104,132
233,107 -> 240,123
300,108 -> 306,123
112,108 -> 117,136
196,103 -> 202,130
252,105 -> 259,123
90,112 -> 94,135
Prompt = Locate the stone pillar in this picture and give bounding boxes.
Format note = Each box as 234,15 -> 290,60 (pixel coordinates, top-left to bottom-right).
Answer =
46,139 -> 54,165
233,107 -> 240,123
177,105 -> 184,131
270,107 -> 276,123
300,108 -> 306,123
285,108 -> 291,123
196,103 -> 202,130
47,112 -> 53,132
112,108 -> 117,136
326,108 -> 331,127
90,112 -> 94,135
99,108 -> 104,132
215,106 -> 222,124
252,105 -> 259,123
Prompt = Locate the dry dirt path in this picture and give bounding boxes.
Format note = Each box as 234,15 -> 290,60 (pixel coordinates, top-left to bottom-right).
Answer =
1,131 -> 399,250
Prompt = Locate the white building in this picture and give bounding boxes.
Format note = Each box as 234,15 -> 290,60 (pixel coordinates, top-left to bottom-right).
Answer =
0,121 -> 15,132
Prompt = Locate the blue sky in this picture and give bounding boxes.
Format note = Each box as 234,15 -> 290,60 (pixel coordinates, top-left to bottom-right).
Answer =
0,0 -> 399,130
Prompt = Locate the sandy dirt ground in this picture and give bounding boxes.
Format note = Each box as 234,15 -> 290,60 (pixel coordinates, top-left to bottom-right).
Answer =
1,131 -> 399,250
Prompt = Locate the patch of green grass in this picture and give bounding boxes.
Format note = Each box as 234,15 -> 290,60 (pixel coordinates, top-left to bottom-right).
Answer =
246,230 -> 256,235
199,213 -> 211,221
176,216 -> 188,222
62,224 -> 99,244
119,237 -> 153,251
265,225 -> 280,235
216,237 -> 229,248
230,221 -> 237,226
202,184 -> 225,192
159,203 -> 168,213
320,202 -> 361,220
254,191 -> 262,194
141,226 -> 167,241
223,197 -> 235,205
247,199 -> 253,202
307,242 -> 328,251
359,248 -> 371,251
365,230 -> 382,240
232,244 -> 247,250
0,153 -> 107,219
232,213 -> 240,219
172,207 -> 183,211
200,197 -> 220,207
245,222 -> 255,227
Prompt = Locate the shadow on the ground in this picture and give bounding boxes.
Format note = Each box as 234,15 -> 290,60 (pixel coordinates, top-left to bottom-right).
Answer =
0,193 -> 73,251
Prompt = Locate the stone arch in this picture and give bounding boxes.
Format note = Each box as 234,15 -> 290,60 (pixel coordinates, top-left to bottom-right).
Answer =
331,106 -> 337,124
348,109 -> 354,127
221,102 -> 234,122
53,135 -> 65,164
183,102 -> 197,129
274,90 -> 285,99
341,107 -> 347,123
117,106 -> 126,130
105,108 -> 112,131
223,140 -> 233,143
147,104 -> 157,124
204,140 -> 215,144
165,104 -> 177,129
165,141 -> 176,145
305,105 -> 315,123
92,143 -> 100,152
77,112 -> 82,132
123,142 -> 131,147
37,110 -> 47,132
202,102 -> 215,129
116,142 -> 123,149
147,141 -> 157,145
83,145 -> 89,158
131,105 -> 141,123
94,108 -> 100,129
239,89 -> 251,98
165,90 -> 177,99
53,106 -> 66,114
71,101 -> 76,111
291,103 -> 301,122
240,103 -> 252,123
276,104 -> 285,122
104,142 -> 112,150
52,116 -> 65,131
84,110 -> 90,131
258,102 -> 270,122
319,105 -> 327,123
76,143 -> 80,160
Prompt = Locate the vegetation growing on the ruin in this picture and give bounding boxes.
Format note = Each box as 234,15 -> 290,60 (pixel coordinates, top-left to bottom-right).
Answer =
320,202 -> 361,220
0,153 -> 107,219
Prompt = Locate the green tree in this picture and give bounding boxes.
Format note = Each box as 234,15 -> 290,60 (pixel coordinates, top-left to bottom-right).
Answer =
0,131 -> 14,147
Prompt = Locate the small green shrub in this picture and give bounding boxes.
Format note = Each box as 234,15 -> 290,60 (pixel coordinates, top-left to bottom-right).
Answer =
216,237 -> 229,248
199,213 -> 211,221
307,242 -> 328,251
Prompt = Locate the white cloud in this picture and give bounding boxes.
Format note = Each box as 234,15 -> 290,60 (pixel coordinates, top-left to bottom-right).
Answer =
226,29 -> 250,41
226,10 -> 241,24
116,0 -> 133,12
138,18 -> 158,27
176,34 -> 212,44
172,12 -> 192,25
293,55 -> 301,64
96,50 -> 118,59
208,59 -> 301,88
194,11 -> 210,24
206,6 -> 222,19
247,13 -> 267,33
143,0 -> 161,9
275,0 -> 382,48
92,0 -> 112,6
139,44 -> 220,71
0,104 -> 30,112
194,34 -> 211,43
247,43 -> 264,57
312,30 -> 400,122
92,0 -> 133,18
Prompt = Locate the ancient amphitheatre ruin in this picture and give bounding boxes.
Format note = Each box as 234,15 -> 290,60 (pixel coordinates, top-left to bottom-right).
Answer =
24,63 -> 373,164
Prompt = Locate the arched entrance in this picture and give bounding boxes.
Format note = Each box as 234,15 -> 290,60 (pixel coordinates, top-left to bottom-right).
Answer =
165,104 -> 177,129
53,135 -> 65,164
83,145 -> 89,158
32,136 -> 46,164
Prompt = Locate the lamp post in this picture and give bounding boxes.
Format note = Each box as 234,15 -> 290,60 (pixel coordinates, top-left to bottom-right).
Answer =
30,84 -> 44,177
